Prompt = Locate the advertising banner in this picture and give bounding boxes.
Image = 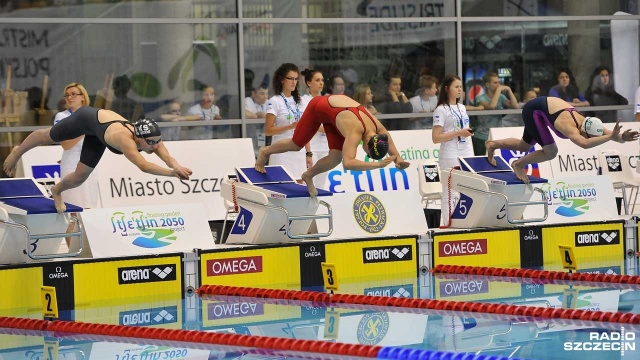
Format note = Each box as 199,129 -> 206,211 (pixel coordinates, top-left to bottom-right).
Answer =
433,229 -> 520,268
523,175 -> 619,224
97,139 -> 255,220
81,203 -> 214,258
200,246 -> 301,289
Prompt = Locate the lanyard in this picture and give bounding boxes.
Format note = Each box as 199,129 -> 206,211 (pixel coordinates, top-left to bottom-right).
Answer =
201,107 -> 214,119
280,94 -> 301,122
448,103 -> 465,142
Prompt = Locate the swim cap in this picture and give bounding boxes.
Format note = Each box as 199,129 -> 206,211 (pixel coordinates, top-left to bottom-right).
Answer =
367,134 -> 389,160
133,118 -> 161,139
581,117 -> 604,137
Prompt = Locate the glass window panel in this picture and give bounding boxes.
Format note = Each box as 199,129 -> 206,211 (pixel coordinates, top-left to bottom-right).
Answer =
243,0 -> 452,19
0,22 -> 239,141
462,20 -> 638,124
0,0 -> 238,18
462,0 -> 640,17
243,21 -> 456,131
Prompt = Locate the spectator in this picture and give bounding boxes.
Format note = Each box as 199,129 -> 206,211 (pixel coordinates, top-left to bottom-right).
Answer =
183,85 -> 223,140
584,66 -> 628,123
158,101 -> 204,141
353,84 -> 379,115
501,88 -> 538,127
409,75 -> 438,129
326,75 -> 345,95
432,74 -> 474,226
301,68 -> 329,190
474,72 -> 519,155
548,68 -> 589,107
373,75 -> 413,130
265,63 -> 310,182
110,75 -> 145,121
245,86 -> 268,119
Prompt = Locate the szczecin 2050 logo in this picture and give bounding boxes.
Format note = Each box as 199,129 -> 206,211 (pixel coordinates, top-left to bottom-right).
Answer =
352,193 -> 387,233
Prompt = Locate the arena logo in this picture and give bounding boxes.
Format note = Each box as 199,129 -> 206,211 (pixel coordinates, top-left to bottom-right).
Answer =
422,165 -> 439,182
364,285 -> 413,298
575,230 -> 620,247
208,302 -> 264,320
357,312 -> 390,345
207,256 -> 263,276
439,280 -> 488,297
118,265 -> 176,284
119,306 -> 177,326
352,193 -> 387,233
438,239 -> 487,257
362,245 -> 412,263
605,155 -> 621,171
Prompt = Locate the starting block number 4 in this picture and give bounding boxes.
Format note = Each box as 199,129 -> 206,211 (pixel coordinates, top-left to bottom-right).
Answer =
558,245 -> 577,271
321,262 -> 339,292
41,286 -> 59,319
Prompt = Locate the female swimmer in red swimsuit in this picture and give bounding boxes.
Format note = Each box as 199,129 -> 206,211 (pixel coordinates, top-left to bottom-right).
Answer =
255,95 -> 409,195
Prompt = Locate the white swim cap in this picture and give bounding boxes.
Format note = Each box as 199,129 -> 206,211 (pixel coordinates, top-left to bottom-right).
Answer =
581,116 -> 604,137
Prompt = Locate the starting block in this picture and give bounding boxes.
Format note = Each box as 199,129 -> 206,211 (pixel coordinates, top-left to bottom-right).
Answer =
0,178 -> 84,263
441,156 -> 548,228
220,166 -> 333,245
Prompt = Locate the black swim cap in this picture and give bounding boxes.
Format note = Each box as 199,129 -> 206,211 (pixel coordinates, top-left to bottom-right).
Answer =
133,118 -> 161,139
367,133 -> 389,160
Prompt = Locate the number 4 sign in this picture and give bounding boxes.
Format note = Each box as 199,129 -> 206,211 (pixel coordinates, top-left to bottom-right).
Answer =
558,245 -> 577,271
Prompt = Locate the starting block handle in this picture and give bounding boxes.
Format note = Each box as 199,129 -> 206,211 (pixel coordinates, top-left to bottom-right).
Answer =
281,199 -> 333,239
235,195 -> 334,240
458,184 -> 548,224
0,214 -> 85,260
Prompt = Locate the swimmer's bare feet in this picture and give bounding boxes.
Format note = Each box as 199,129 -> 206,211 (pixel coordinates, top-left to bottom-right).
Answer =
51,184 -> 66,213
301,171 -> 318,197
255,146 -> 269,173
3,146 -> 19,177
485,140 -> 497,166
511,160 -> 529,184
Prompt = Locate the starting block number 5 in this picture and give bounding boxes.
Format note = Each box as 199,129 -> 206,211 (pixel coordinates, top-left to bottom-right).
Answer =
321,262 -> 339,292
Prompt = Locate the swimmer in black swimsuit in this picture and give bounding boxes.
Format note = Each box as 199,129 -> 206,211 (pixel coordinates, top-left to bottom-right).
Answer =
3,107 -> 192,212
485,96 -> 638,184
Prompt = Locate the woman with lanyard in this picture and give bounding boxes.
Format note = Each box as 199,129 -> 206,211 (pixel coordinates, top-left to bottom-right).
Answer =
300,68 -> 329,190
431,74 -> 475,227
265,63 -> 311,182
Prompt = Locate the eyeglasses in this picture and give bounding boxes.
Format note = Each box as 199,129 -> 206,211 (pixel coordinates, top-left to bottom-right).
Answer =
284,76 -> 298,81
144,137 -> 162,145
64,93 -> 81,99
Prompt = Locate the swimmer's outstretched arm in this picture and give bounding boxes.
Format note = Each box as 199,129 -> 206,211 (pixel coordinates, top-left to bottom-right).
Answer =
154,143 -> 193,179
122,142 -> 192,180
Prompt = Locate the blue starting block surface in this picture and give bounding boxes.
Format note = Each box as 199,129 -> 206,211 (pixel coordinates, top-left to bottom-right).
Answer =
0,178 -> 83,214
459,156 -> 548,184
236,166 -> 332,198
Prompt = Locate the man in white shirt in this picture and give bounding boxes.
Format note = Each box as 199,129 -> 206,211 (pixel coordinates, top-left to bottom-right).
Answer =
245,86 -> 268,119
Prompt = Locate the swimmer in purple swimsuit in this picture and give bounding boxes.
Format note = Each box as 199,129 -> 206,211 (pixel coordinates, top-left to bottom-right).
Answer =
486,96 -> 639,184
